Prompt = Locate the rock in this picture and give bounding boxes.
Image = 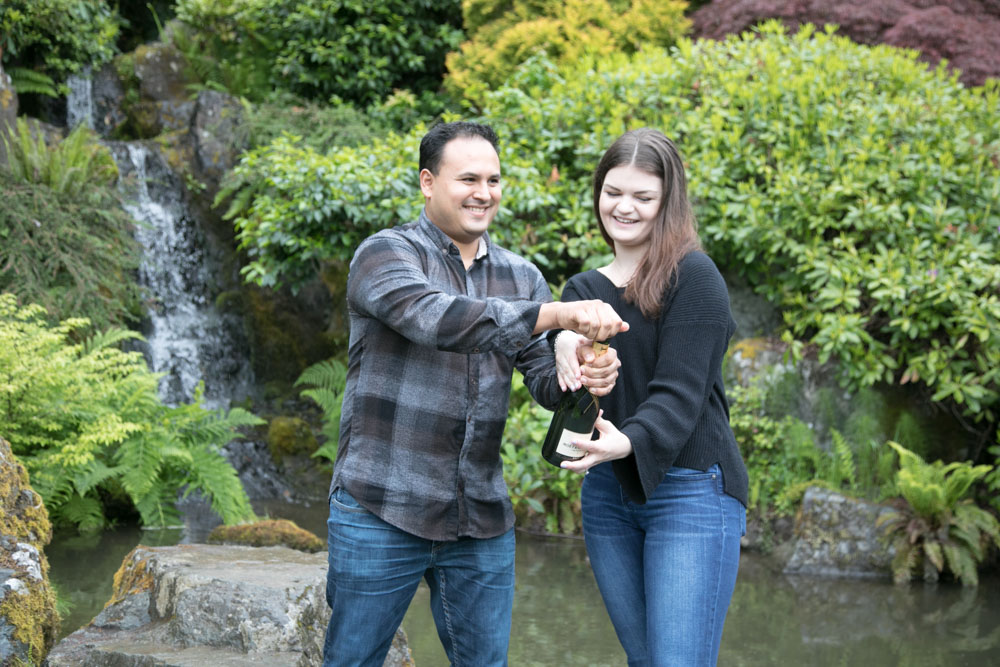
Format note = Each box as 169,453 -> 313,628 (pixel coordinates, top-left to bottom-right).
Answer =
123,42 -> 197,137
0,436 -> 59,665
91,62 -> 129,138
45,544 -> 414,666
190,90 -> 247,195
690,0 -> 1000,87
0,58 -> 17,169
783,486 -> 895,578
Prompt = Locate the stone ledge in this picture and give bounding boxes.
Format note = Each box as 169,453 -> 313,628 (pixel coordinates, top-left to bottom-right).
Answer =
45,544 -> 412,667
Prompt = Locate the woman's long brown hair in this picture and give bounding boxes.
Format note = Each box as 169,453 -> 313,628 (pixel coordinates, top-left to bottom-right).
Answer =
592,128 -> 701,319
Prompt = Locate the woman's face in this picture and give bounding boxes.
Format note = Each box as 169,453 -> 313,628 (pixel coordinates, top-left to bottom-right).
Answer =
598,164 -> 662,251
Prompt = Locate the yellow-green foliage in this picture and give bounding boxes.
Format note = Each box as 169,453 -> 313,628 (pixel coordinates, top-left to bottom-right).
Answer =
0,294 -> 260,532
207,518 -> 324,553
878,442 -> 1000,586
445,0 -> 689,106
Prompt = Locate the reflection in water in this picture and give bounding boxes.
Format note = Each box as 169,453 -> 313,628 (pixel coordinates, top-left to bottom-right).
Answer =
48,500 -> 1000,665
47,525 -> 183,638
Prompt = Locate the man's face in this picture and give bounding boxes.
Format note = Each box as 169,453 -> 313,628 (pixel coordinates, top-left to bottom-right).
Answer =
420,136 -> 501,248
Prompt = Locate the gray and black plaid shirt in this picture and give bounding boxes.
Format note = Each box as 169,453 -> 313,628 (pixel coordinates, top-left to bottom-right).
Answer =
329,211 -> 562,541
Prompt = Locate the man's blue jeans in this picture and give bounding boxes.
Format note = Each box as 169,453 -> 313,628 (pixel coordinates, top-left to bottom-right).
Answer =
582,463 -> 745,666
322,487 -> 515,667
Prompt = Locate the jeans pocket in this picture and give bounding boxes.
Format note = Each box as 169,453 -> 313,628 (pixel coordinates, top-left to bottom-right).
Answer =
330,486 -> 369,514
664,464 -> 719,482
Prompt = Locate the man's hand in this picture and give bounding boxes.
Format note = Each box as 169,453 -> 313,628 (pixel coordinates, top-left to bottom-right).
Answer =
535,300 -> 629,341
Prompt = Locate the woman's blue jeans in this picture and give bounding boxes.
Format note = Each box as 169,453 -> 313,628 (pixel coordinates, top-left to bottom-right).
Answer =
582,463 -> 745,666
322,487 -> 515,667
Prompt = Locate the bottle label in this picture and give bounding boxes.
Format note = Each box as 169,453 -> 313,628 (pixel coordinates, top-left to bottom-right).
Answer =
556,428 -> 592,458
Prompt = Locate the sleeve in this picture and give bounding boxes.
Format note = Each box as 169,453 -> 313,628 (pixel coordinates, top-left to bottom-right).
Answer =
347,233 -> 541,356
541,274 -> 588,352
514,270 -> 563,410
617,255 -> 734,502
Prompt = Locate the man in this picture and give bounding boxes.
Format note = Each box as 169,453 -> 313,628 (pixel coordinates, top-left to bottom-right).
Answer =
322,121 -> 627,666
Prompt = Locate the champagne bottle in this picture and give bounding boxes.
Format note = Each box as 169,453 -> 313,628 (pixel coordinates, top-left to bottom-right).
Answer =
541,341 -> 609,467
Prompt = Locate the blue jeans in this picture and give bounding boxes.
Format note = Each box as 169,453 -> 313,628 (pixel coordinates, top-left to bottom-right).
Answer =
322,487 -> 515,666
582,463 -> 745,666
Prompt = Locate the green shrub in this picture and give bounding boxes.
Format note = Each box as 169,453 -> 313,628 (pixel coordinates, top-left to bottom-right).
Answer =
0,294 -> 260,532
173,0 -> 463,105
878,442 -> 999,586
446,0 -> 690,108
239,99 -> 387,153
985,432 -> 1000,515
230,22 -> 1000,438
0,0 -> 119,94
0,122 -> 143,330
489,22 -> 1000,432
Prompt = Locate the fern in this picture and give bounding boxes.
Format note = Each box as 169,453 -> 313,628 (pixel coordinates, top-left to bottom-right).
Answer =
54,493 -> 106,534
295,358 -> 347,460
829,429 -> 858,491
0,294 -> 261,531
879,442 -> 998,586
7,67 -> 60,98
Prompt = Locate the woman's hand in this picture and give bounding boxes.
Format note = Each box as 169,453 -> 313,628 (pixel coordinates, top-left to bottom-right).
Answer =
554,333 -> 621,395
554,331 -> 587,391
560,411 -> 632,474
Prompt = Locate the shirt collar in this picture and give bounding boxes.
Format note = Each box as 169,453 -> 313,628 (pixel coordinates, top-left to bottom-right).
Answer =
418,209 -> 490,260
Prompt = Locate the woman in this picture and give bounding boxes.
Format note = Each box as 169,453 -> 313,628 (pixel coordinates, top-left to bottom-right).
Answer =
554,128 -> 748,666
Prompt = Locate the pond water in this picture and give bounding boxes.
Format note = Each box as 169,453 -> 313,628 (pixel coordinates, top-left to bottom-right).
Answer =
48,498 -> 1000,666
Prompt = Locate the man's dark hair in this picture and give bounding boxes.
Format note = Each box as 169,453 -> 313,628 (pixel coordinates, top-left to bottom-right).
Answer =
419,121 -> 500,174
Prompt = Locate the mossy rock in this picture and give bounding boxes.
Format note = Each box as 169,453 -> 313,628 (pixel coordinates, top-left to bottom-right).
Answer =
267,416 -> 319,464
207,519 -> 323,553
0,436 -> 59,664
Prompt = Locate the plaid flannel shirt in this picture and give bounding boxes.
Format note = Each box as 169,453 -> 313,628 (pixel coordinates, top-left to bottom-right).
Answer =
330,211 -> 562,541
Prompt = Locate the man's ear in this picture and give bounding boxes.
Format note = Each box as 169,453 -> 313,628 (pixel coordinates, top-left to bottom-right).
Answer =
419,168 -> 434,198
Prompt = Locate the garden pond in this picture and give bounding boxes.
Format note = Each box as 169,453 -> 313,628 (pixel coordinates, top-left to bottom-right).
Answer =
48,498 -> 1000,666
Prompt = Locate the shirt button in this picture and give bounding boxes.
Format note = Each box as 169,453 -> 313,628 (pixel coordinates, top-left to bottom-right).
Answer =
472,347 -> 480,353
467,416 -> 473,423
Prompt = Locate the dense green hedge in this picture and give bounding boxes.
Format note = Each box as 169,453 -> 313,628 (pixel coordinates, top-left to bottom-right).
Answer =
173,0 -> 463,105
226,22 -> 1000,435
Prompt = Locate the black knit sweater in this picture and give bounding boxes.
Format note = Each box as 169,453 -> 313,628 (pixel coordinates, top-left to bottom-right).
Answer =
561,251 -> 749,506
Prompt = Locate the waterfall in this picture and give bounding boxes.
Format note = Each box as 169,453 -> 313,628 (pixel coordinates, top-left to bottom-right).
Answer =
66,68 -> 95,130
67,77 -> 253,410
109,142 -> 254,410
